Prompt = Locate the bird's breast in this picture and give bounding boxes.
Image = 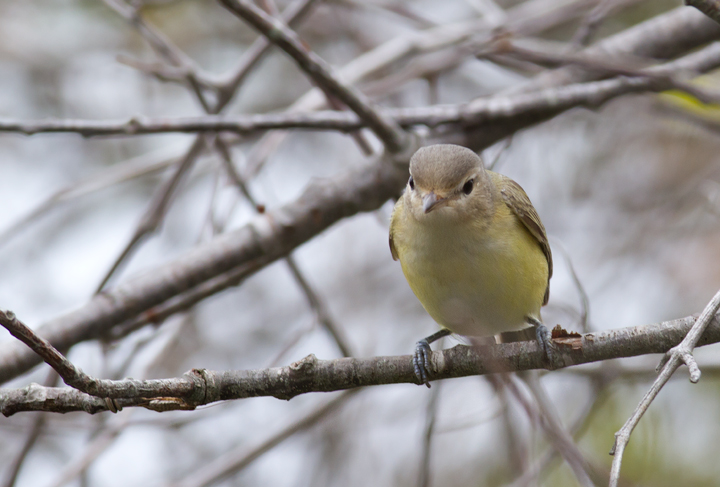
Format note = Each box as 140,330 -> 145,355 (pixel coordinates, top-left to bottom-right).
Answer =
397,214 -> 547,337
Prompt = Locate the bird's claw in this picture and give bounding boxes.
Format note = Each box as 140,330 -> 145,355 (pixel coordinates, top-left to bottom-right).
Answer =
534,322 -> 560,369
413,339 -> 432,387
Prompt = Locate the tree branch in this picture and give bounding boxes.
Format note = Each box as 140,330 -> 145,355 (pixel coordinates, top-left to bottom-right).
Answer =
2,309 -> 720,416
0,151 -> 409,384
218,0 -> 408,153
3,39 -> 720,385
3,38 -> 720,139
608,288 -> 720,486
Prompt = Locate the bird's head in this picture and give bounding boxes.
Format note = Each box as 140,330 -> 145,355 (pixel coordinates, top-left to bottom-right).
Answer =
403,144 -> 494,223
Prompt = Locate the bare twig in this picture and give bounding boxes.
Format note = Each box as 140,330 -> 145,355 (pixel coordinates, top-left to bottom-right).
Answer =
569,0 -> 623,47
490,40 -> 720,105
214,138 -> 354,357
1,370 -> 58,487
95,137 -> 207,293
102,0 -> 214,108
515,6 -> 720,92
218,0 -> 408,153
6,32 -> 720,140
167,391 -> 358,487
608,288 -> 720,487
418,347 -> 443,487
0,310 -> 194,405
215,0 -> 321,111
0,145 -> 183,248
96,0 -> 317,298
551,238 -> 591,333
506,375 -> 596,487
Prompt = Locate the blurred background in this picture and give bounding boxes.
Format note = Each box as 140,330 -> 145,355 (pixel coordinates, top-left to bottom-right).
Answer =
2,0 -> 720,486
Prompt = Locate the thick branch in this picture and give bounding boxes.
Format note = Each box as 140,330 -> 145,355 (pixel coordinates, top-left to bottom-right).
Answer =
2,312 -> 719,415
0,152 -> 409,384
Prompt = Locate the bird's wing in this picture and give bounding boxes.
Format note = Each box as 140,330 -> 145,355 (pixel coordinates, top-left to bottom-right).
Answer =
388,201 -> 401,261
389,233 -> 399,261
498,176 -> 553,305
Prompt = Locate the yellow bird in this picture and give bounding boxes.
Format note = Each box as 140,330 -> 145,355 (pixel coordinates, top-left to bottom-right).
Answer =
389,144 -> 553,386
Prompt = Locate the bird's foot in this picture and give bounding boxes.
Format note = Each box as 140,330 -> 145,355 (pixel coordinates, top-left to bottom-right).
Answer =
529,318 -> 560,369
413,339 -> 433,388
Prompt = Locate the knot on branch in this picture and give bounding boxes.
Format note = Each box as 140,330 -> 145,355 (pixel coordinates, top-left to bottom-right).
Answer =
289,354 -> 318,375
189,368 -> 214,404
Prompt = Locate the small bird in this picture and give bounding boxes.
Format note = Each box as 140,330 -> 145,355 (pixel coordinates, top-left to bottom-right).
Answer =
389,144 -> 553,386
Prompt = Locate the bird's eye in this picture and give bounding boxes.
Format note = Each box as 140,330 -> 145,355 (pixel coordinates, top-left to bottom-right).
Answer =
462,179 -> 474,195
408,176 -> 415,190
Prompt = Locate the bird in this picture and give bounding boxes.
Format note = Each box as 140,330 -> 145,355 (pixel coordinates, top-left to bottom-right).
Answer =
389,144 -> 553,386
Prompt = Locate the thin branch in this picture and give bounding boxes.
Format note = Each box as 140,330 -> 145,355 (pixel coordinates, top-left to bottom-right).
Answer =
218,0 -> 408,153
214,138 -> 354,357
47,412 -> 135,487
96,0 -> 315,298
3,308 -> 720,415
0,310 -> 195,403
569,0 -> 625,48
1,370 -> 58,487
0,145 -> 183,248
490,40 -> 720,104
167,391 -> 358,487
94,137 -> 207,293
608,288 -> 720,487
551,238 -> 591,333
215,0 -> 322,112
505,375 -> 595,487
516,6 -> 720,92
102,0 -> 214,106
418,351 -> 443,487
5,34 -> 720,139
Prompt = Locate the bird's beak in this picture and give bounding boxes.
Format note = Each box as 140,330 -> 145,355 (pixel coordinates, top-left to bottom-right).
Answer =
422,192 -> 445,213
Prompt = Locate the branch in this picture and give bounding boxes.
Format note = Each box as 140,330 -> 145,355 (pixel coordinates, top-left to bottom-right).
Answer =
608,288 -> 720,486
4,39 -> 720,385
4,8 -> 720,386
0,151 -> 409,384
2,308 -> 720,415
4,38 -> 720,138
218,0 -> 408,153
166,391 -> 357,487
516,6 -> 720,91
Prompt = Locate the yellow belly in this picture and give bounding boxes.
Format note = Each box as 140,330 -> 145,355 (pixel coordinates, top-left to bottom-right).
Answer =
397,211 -> 548,337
